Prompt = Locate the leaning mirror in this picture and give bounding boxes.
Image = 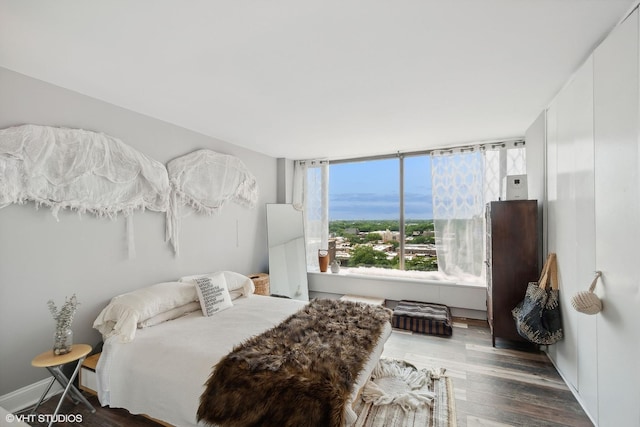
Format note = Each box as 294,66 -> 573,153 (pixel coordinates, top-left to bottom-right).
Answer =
266,204 -> 309,301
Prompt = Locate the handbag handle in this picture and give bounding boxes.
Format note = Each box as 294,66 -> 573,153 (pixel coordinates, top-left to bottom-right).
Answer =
537,253 -> 552,284
538,253 -> 557,290
548,253 -> 558,290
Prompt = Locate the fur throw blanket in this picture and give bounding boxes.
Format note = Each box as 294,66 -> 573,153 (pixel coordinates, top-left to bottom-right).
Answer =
197,299 -> 392,427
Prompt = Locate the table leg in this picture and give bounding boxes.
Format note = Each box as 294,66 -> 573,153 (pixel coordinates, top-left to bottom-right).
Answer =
49,362 -> 93,410
29,377 -> 56,415
48,366 -> 90,407
45,357 -> 95,426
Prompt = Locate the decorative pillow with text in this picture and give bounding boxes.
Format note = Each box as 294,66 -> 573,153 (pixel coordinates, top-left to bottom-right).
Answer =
195,273 -> 233,316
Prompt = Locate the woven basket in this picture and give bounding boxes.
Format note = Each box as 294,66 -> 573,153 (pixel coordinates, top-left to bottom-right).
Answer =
571,272 -> 602,315
249,273 -> 270,296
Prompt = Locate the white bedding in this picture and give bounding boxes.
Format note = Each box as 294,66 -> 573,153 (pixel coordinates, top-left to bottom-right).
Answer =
97,295 -> 391,427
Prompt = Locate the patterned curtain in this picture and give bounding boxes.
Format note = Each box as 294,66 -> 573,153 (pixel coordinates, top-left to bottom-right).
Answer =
483,144 -> 526,202
432,144 -> 526,282
431,150 -> 485,280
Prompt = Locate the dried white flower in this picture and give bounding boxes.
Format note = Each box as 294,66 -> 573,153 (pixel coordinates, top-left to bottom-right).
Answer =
47,294 -> 79,334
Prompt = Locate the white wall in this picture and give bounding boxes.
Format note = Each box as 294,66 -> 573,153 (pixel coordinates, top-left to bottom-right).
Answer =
0,68 -> 278,397
529,7 -> 640,425
524,111 -> 546,268
276,158 -> 295,204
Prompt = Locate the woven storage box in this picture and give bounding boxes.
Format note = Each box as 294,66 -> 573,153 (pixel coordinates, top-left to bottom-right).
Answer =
249,273 -> 270,296
392,300 -> 453,336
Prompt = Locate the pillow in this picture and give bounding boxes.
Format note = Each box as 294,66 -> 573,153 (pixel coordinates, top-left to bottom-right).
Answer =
179,271 -> 255,299
137,301 -> 201,328
93,281 -> 198,342
194,273 -> 233,316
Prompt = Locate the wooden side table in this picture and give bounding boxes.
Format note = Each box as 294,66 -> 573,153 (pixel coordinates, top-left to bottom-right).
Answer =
31,344 -> 95,426
79,352 -> 101,395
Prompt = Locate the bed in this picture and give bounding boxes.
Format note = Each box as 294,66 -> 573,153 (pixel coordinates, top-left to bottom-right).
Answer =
93,273 -> 392,427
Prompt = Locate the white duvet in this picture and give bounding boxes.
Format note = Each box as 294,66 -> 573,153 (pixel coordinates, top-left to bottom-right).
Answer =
97,295 -> 391,427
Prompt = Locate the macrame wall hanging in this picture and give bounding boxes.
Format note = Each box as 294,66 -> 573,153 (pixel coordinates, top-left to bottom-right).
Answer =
166,149 -> 258,255
0,124 -> 170,258
0,125 -> 258,257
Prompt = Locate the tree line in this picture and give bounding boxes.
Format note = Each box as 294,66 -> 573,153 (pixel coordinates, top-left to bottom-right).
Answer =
330,219 -> 437,271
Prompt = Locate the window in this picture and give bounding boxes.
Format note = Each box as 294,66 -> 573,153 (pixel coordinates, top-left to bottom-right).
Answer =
403,156 -> 435,271
329,158 -> 402,270
297,141 -> 526,285
328,155 -> 438,276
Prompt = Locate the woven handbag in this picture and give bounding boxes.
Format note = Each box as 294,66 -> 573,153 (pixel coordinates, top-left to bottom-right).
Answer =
512,253 -> 564,345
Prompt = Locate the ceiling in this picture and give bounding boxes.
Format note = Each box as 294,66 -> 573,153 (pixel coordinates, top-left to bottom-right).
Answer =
0,1 -> 636,160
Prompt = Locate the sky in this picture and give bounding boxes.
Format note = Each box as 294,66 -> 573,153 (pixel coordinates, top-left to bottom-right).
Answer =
329,156 -> 433,220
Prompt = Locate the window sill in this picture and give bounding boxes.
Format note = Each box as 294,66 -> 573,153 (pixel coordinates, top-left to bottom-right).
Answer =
308,267 -> 486,289
307,268 -> 487,313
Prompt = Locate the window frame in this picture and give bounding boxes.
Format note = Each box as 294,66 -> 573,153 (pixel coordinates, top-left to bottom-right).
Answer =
308,139 -> 526,282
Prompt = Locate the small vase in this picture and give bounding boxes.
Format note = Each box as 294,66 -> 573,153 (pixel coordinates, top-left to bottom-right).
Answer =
330,259 -> 341,274
53,328 -> 73,355
318,250 -> 329,272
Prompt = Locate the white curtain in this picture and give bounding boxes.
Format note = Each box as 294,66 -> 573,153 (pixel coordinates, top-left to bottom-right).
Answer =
292,160 -> 307,211
431,144 -> 526,282
483,144 -> 526,202
431,149 -> 485,280
293,160 -> 329,271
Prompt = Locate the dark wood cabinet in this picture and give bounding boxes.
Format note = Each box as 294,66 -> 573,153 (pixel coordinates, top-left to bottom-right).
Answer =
486,200 -> 539,346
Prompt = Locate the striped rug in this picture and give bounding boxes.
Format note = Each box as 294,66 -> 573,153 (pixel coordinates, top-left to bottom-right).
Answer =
353,358 -> 456,427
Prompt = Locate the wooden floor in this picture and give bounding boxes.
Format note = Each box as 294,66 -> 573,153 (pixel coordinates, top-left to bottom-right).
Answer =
21,318 -> 592,427
383,319 -> 593,427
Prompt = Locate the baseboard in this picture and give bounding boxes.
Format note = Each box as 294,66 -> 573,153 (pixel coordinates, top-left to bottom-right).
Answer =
450,307 -> 486,320
0,378 -> 63,414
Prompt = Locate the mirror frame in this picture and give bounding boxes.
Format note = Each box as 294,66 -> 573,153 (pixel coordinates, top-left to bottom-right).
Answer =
266,203 -> 309,300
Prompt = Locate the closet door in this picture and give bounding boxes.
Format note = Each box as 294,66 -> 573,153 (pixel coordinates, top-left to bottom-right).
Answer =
569,56 -> 597,419
593,9 -> 640,427
547,53 -> 597,396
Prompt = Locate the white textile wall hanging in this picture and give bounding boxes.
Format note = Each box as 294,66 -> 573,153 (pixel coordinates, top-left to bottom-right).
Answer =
166,149 -> 258,255
0,124 -> 170,258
